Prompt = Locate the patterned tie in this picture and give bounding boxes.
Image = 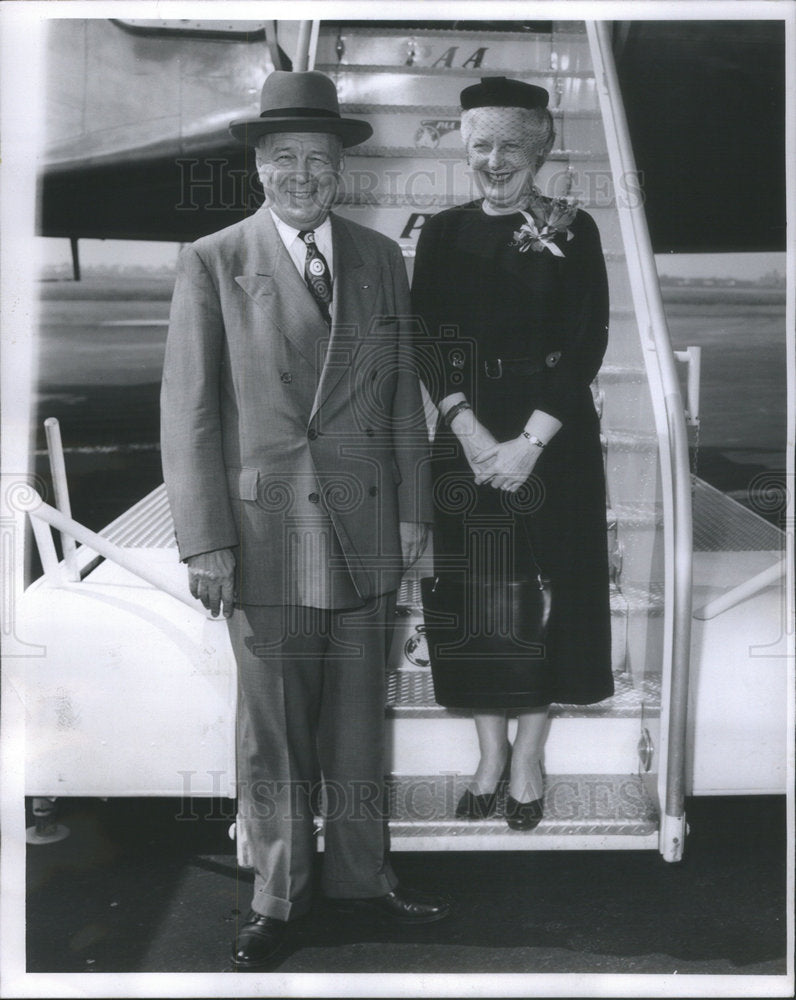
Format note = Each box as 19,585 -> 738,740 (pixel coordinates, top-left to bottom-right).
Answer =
299,230 -> 333,324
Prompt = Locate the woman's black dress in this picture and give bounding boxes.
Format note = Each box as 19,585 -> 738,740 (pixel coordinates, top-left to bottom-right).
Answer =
412,200 -> 614,708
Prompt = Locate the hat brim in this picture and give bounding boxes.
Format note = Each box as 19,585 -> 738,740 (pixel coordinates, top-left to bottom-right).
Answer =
229,116 -> 372,148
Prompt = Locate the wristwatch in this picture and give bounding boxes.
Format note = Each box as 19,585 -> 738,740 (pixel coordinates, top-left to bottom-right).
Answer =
522,431 -> 546,449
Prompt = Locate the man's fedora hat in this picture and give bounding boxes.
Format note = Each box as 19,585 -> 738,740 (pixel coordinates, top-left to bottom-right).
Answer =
229,70 -> 372,147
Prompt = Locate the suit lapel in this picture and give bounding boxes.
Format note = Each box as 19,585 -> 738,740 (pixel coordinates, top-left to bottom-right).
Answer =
234,209 -> 329,368
310,214 -> 381,419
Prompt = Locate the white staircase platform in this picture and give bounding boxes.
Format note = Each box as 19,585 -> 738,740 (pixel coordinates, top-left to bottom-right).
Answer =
324,773 -> 659,852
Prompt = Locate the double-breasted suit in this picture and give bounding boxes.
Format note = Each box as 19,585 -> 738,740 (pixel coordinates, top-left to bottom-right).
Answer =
162,207 -> 432,605
161,206 -> 432,920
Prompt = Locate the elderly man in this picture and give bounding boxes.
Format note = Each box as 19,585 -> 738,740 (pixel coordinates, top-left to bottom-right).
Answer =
161,70 -> 448,970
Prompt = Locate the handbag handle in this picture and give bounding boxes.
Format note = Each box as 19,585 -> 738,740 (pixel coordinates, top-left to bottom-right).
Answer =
519,512 -> 549,590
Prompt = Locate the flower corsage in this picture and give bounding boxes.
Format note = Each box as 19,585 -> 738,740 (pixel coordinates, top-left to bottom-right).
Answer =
510,194 -> 579,258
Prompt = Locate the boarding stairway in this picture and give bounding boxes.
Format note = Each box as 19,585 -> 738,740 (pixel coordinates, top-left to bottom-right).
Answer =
318,20 -> 666,848
17,20 -> 786,859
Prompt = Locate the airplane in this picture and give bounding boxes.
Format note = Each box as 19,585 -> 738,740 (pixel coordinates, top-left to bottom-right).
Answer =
40,17 -> 786,267
3,13 -> 792,863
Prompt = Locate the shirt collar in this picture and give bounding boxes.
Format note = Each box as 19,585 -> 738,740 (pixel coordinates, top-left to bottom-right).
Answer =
269,209 -> 332,245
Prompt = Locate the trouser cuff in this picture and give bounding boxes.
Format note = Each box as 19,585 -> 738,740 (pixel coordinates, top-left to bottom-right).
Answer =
251,886 -> 312,922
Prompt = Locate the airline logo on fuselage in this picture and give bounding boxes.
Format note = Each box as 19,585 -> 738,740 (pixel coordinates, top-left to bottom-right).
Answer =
414,120 -> 461,148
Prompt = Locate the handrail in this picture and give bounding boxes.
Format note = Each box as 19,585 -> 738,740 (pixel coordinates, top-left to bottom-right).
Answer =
693,558 -> 786,621
673,346 -> 702,427
587,22 -> 694,860
294,21 -> 316,72
44,417 -> 79,581
23,495 -> 203,613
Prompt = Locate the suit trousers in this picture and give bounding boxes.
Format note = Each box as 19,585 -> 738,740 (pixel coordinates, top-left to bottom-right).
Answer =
228,595 -> 399,921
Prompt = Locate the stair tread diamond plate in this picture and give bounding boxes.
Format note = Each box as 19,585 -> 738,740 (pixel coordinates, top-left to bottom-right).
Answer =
384,772 -> 658,838
99,483 -> 175,548
398,577 -> 663,613
386,666 -> 660,718
692,477 -> 784,552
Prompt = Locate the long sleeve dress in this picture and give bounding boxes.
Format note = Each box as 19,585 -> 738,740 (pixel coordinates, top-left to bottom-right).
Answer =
412,199 -> 614,708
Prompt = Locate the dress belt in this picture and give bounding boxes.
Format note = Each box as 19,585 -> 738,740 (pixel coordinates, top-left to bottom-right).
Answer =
481,352 -> 562,379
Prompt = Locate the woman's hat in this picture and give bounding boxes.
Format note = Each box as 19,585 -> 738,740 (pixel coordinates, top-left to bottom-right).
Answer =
460,76 -> 549,111
229,70 -> 373,147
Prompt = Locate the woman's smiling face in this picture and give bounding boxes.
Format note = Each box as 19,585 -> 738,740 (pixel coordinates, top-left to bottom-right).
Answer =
464,108 -> 542,213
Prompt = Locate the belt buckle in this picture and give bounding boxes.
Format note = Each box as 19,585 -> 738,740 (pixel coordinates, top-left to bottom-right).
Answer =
484,358 -> 503,379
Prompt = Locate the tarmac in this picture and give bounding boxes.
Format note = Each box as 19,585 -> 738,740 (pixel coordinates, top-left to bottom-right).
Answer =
23,793 -> 790,988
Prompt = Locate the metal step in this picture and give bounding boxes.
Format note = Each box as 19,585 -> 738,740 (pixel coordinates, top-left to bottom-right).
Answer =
320,58 -> 596,83
100,483 -> 175,548
394,571 -> 659,608
329,70 -> 600,114
603,428 -> 659,454
606,501 -> 663,530
338,105 -> 607,159
318,22 -> 599,118
317,25 -> 592,76
598,362 -> 655,432
375,773 -> 659,851
692,477 -> 784,553
603,310 -> 649,360
388,696 -> 650,777
386,667 -> 661,719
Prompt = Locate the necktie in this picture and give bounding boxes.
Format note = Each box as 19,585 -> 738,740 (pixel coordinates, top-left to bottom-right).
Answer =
299,230 -> 332,324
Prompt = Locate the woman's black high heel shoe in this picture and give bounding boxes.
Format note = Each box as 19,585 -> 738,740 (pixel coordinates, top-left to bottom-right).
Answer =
505,794 -> 544,831
456,753 -> 511,820
505,760 -> 544,830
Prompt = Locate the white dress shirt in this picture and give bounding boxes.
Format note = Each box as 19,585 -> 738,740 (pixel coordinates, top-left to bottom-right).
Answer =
269,209 -> 334,286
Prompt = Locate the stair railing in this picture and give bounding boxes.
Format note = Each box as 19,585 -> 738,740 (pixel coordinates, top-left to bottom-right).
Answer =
587,21 -> 693,862
23,493 -> 203,613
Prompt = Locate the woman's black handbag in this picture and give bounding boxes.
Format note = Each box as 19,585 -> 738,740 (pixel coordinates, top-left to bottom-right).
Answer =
420,570 -> 552,709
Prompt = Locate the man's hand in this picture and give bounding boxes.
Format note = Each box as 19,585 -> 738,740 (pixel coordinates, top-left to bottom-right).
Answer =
186,548 -> 236,618
400,521 -> 430,569
474,437 -> 542,493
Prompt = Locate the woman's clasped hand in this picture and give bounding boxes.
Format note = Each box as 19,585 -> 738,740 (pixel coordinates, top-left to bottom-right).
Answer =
449,407 -> 539,492
472,436 -> 541,492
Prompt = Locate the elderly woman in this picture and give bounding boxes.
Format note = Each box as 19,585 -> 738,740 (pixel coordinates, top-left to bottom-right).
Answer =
412,76 -> 614,830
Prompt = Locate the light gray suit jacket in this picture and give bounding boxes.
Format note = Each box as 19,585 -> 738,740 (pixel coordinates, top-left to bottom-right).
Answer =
160,207 -> 433,606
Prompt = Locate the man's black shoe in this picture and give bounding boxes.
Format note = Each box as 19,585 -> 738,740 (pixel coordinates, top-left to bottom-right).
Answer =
328,886 -> 452,924
230,911 -> 288,970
